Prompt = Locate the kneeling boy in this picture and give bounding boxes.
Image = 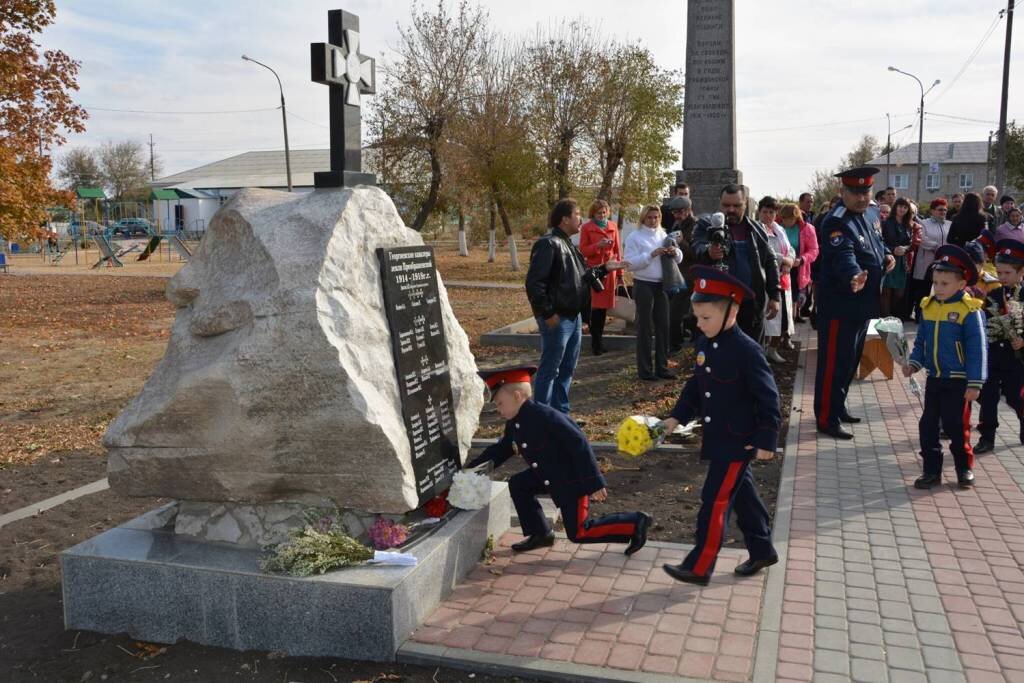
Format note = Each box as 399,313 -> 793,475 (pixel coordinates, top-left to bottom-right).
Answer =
659,267 -> 781,586
467,366 -> 652,554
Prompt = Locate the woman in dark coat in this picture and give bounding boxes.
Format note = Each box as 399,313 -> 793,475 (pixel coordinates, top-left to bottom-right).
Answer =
880,198 -> 914,317
947,192 -> 987,247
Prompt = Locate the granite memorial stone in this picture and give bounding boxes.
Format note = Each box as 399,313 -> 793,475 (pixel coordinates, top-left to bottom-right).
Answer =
679,0 -> 743,215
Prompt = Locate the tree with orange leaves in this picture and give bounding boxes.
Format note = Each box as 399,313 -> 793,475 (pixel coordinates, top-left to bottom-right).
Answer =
0,1 -> 87,241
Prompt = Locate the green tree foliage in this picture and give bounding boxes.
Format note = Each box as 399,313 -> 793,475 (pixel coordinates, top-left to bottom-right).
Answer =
1005,122 -> 1024,194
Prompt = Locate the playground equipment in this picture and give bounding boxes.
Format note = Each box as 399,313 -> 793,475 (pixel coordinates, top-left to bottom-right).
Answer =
137,233 -> 192,262
92,235 -> 124,268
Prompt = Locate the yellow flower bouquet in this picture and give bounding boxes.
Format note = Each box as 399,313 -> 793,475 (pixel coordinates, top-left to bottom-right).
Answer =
616,416 -> 668,458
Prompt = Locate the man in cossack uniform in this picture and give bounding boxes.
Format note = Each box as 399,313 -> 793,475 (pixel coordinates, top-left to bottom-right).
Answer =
467,366 -> 652,553
659,267 -> 781,585
976,239 -> 1024,453
814,166 -> 896,439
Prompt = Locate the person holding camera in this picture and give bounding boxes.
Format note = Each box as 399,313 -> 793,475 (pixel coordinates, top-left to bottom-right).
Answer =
579,199 -> 622,356
526,198 -> 627,413
625,204 -> 684,380
691,184 -> 781,345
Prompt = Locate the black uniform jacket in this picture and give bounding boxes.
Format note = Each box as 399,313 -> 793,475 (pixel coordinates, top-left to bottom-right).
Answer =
467,399 -> 607,506
815,203 -> 889,321
670,325 -> 781,461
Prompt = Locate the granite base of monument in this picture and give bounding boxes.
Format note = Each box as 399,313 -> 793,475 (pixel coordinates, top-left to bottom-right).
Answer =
677,168 -> 743,218
60,482 -> 510,661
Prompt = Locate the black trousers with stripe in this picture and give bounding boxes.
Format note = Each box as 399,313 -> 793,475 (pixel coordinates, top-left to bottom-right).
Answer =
508,470 -> 641,544
920,377 -> 975,476
680,459 -> 775,578
977,345 -> 1024,442
814,316 -> 869,430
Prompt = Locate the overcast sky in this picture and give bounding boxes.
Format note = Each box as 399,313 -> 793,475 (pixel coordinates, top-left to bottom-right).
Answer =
42,0 -> 1021,199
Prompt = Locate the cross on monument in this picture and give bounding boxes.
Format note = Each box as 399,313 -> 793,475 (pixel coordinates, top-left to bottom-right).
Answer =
310,9 -> 377,188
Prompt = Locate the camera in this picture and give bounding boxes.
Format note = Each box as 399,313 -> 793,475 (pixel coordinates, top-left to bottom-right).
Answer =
706,212 -> 730,257
583,264 -> 609,292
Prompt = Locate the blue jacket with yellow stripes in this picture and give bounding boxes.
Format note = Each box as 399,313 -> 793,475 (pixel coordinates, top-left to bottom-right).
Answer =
908,290 -> 988,389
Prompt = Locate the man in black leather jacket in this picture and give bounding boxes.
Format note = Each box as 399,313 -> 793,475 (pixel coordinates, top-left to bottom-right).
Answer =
526,198 -> 625,413
691,184 -> 781,344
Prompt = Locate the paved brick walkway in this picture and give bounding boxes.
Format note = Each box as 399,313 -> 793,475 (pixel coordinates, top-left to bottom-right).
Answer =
409,536 -> 764,680
404,320 -> 1024,682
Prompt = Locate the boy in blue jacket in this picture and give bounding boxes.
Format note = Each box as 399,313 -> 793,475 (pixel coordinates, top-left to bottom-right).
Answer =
659,267 -> 781,586
905,245 -> 988,489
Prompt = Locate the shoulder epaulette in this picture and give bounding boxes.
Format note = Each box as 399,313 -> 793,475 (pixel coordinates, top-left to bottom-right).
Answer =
832,206 -> 847,218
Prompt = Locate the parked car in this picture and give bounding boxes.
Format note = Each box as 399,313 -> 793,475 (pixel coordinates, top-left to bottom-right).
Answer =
111,218 -> 153,237
69,220 -> 103,237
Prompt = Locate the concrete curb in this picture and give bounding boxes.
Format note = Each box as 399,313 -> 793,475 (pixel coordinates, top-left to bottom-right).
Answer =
750,348 -> 807,683
398,641 -> 712,683
0,477 -> 109,529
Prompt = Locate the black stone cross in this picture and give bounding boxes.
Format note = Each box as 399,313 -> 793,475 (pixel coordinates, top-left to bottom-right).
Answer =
310,9 -> 377,188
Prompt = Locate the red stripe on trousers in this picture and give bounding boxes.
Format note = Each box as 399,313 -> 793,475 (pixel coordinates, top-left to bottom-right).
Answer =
962,400 -> 975,469
693,461 -> 744,576
573,496 -> 636,539
819,319 -> 841,428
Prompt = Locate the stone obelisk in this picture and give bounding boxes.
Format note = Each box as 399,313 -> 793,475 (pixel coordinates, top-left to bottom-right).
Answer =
678,0 -> 742,216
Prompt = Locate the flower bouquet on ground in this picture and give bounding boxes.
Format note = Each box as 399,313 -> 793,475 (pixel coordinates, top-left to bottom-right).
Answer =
985,298 -> 1024,362
873,317 -> 922,405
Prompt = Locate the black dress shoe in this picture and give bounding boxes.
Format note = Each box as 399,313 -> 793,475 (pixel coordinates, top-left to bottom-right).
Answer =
734,555 -> 779,577
625,512 -> 653,555
638,374 -> 658,381
511,532 -> 556,553
839,413 -> 862,424
974,439 -> 995,454
656,370 -> 677,380
818,425 -> 854,440
662,564 -> 710,586
957,469 -> 975,489
914,473 -> 942,489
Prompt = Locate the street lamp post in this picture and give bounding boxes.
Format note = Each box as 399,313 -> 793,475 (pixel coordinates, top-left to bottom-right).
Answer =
888,67 -> 940,201
885,114 -> 914,188
242,55 -> 293,192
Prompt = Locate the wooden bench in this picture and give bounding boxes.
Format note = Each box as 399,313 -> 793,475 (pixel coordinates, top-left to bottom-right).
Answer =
858,318 -> 894,380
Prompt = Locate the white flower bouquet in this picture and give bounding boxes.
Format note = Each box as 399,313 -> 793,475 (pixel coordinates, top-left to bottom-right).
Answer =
874,317 -> 922,403
448,470 -> 492,510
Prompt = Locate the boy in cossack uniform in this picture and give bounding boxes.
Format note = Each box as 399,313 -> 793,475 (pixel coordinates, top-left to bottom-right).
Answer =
659,267 -> 782,586
467,366 -> 652,554
975,239 -> 1024,454
905,245 -> 988,489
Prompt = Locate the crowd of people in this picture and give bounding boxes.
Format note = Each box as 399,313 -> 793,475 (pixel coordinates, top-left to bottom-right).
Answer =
510,170 -> 1020,585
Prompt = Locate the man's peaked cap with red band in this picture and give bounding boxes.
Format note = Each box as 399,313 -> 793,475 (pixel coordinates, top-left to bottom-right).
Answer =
976,229 -> 997,259
479,366 -> 537,393
995,239 -> 1024,266
932,244 -> 979,286
834,165 -> 880,192
690,265 -> 756,304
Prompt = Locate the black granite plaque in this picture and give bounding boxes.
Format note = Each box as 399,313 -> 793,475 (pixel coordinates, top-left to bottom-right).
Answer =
376,246 -> 460,507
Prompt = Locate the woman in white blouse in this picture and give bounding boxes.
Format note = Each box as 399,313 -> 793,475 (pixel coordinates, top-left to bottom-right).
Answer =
909,198 -> 951,314
624,205 -> 684,380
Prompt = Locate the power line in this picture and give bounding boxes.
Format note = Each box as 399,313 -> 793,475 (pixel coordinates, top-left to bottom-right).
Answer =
83,105 -> 281,115
741,112 -> 915,134
929,9 -> 1004,105
285,110 -> 330,129
927,112 -> 999,124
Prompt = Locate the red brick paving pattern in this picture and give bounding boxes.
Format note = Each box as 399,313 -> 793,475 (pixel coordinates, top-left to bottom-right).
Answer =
412,535 -> 765,680
877,372 -> 1024,682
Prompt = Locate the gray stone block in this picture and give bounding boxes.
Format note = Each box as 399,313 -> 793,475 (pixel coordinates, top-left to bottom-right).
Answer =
851,656 -> 888,683
886,645 -> 925,672
849,622 -> 884,645
922,645 -> 963,670
61,482 -> 510,661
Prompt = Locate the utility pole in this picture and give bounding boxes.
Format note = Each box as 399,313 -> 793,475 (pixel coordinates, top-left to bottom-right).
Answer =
148,133 -> 156,181
995,1 -> 1015,191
